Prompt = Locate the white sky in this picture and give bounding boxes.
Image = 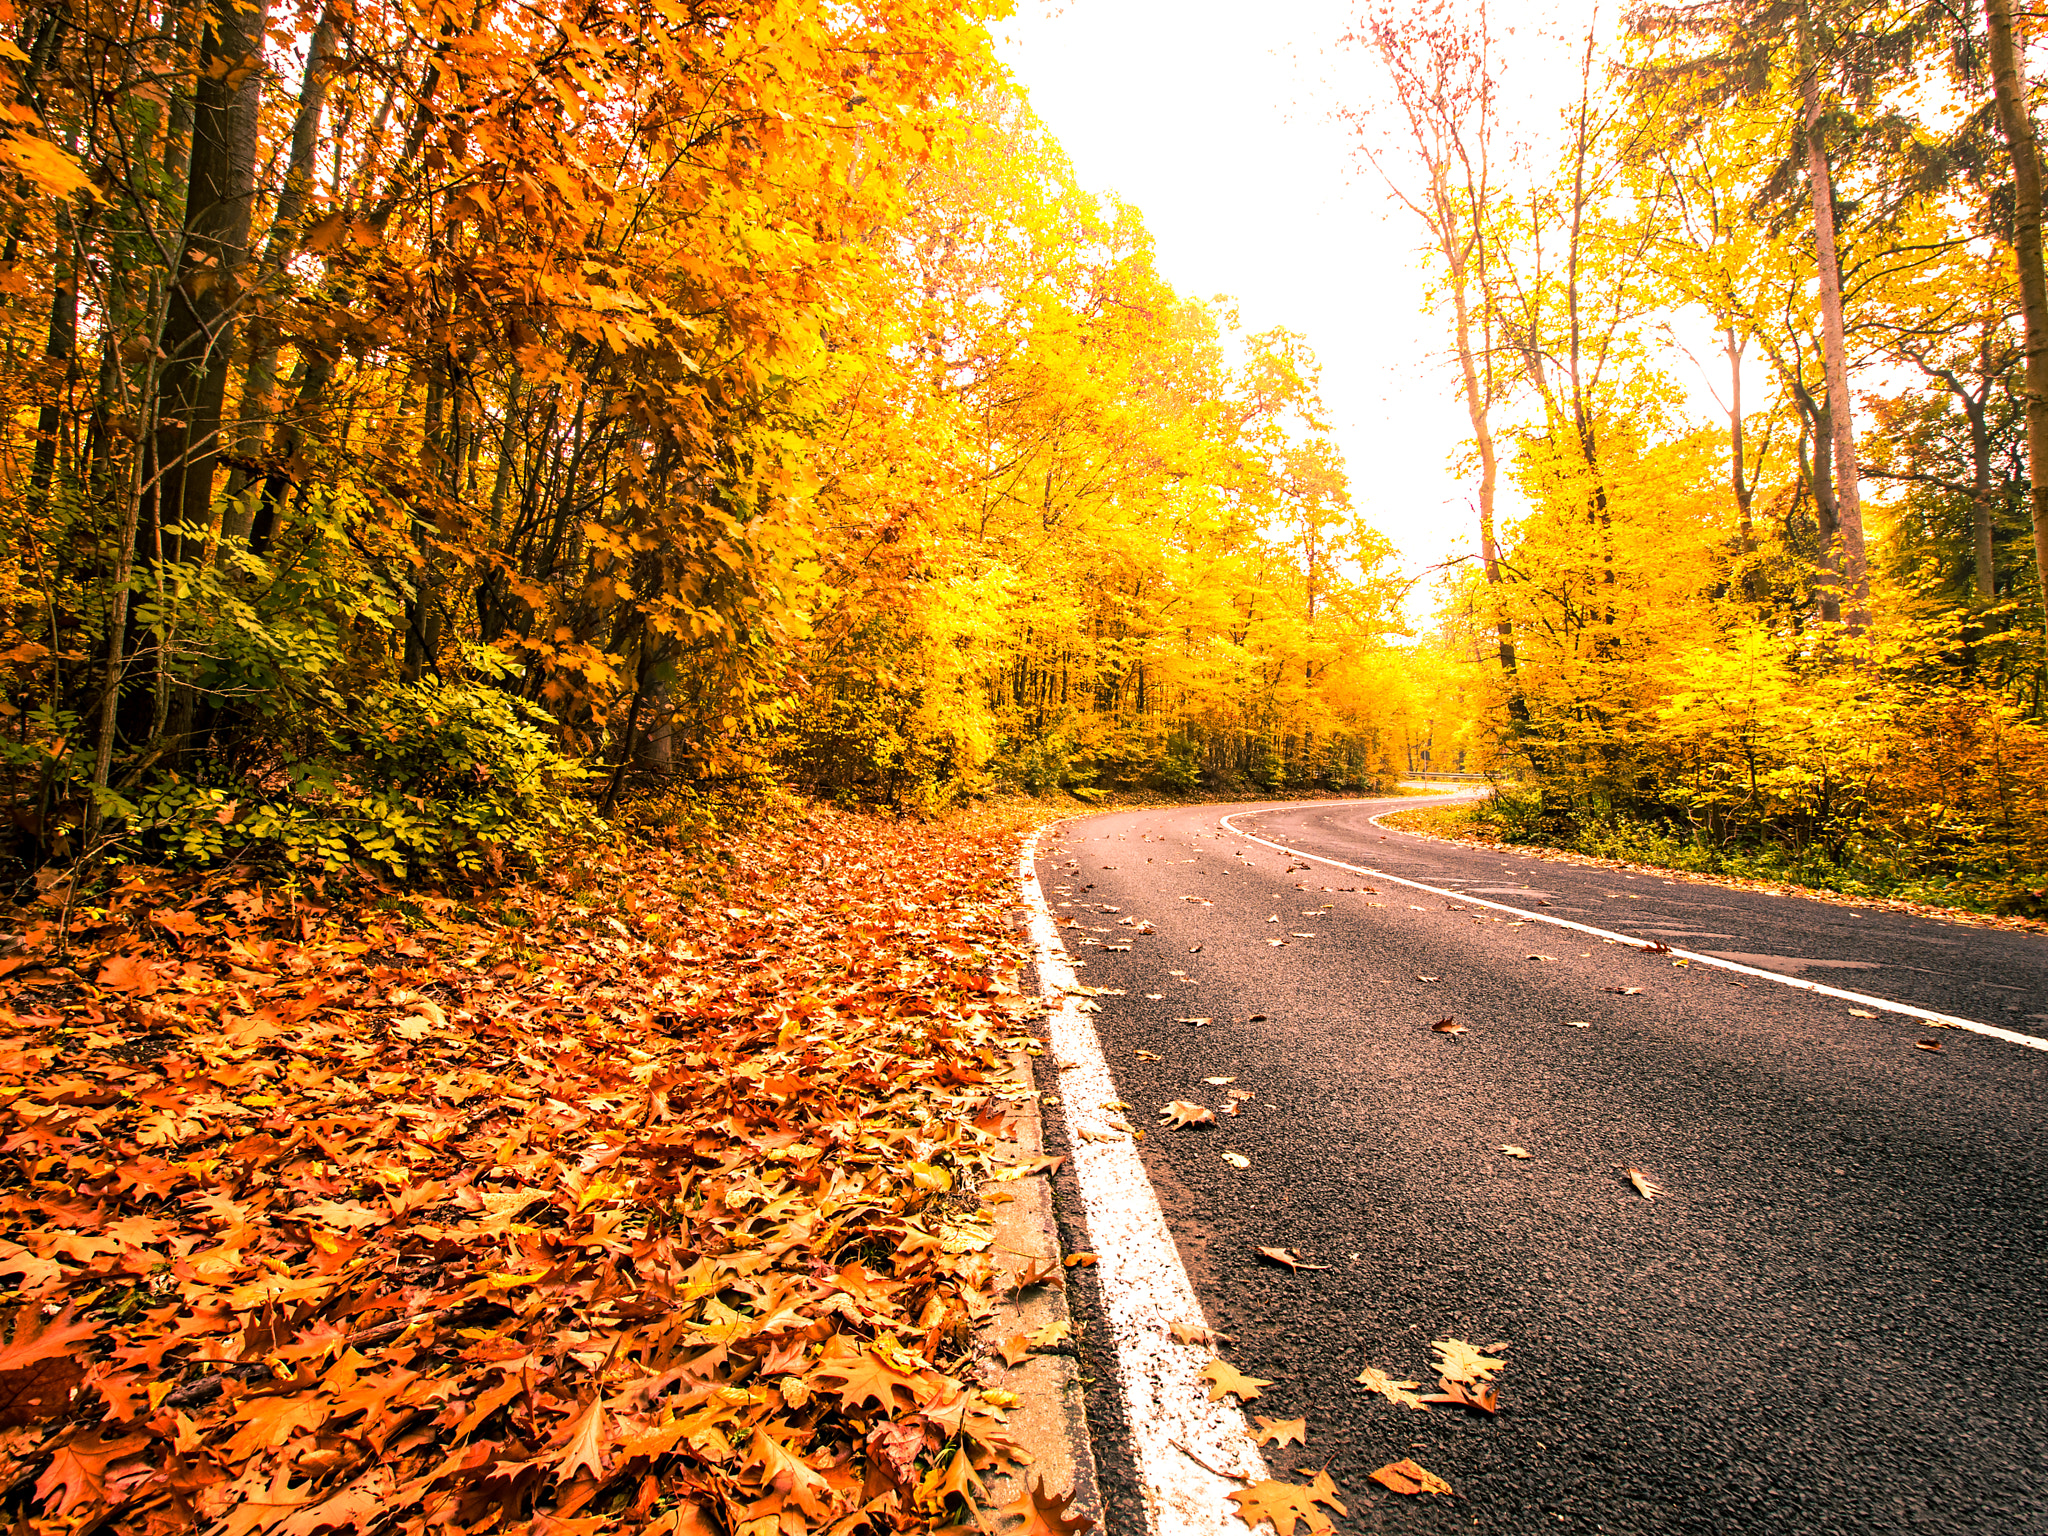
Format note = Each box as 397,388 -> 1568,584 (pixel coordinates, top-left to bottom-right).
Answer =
991,0 -> 1630,616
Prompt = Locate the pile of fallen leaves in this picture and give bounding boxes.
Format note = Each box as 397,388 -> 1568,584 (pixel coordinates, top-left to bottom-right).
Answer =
0,803 -> 1059,1535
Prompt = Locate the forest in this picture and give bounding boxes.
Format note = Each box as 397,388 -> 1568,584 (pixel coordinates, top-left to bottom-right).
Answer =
0,0 -> 2044,906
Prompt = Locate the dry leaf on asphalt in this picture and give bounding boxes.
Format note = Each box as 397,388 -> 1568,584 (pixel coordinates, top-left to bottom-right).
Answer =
1256,1245 -> 1329,1271
1227,1471 -> 1346,1535
998,1476 -> 1097,1535
1432,1338 -> 1509,1383
1159,1099 -> 1215,1127
1173,1017 -> 1212,1027
1370,1458 -> 1454,1496
1432,1017 -> 1467,1034
1500,1144 -> 1531,1158
1252,1416 -> 1308,1447
1135,1049 -> 1163,1061
1914,1039 -> 1945,1052
1416,974 -> 1440,982
1222,1151 -> 1250,1168
1566,1020 -> 1592,1027
1849,1009 -> 1877,1018
1355,1364 -> 1430,1410
1199,1358 -> 1272,1402
1603,986 -> 1643,995
1203,1076 -> 1235,1084
1627,1167 -> 1664,1199
1168,1319 -> 1222,1347
1420,1376 -> 1499,1413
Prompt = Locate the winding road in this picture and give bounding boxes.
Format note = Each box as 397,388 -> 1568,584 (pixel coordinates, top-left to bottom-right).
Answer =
1025,793 -> 2048,1535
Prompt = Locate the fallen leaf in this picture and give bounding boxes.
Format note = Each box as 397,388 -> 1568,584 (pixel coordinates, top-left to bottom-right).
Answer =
1135,1049 -> 1162,1061
1602,986 -> 1642,995
93,953 -> 159,994
1432,1017 -> 1467,1034
1416,974 -> 1439,982
1248,1012 -> 1269,1022
1222,1151 -> 1249,1168
1369,1458 -> 1453,1496
1914,1039 -> 1944,1052
1500,1144 -> 1530,1159
1256,1245 -> 1328,1271
998,1476 -> 1096,1535
1355,1364 -> 1429,1410
1626,1167 -> 1663,1199
1199,1358 -> 1271,1402
1168,1319 -> 1219,1347
1432,1338 -> 1507,1383
996,1334 -> 1032,1367
1229,1470 -> 1347,1535
1420,1376 -> 1499,1413
1158,1099 -> 1215,1127
1566,1020 -> 1592,1027
1849,1009 -> 1878,1019
1173,1017 -> 1211,1027
1064,1252 -> 1096,1267
1203,1076 -> 1235,1085
1525,953 -> 1555,962
1252,1415 -> 1307,1447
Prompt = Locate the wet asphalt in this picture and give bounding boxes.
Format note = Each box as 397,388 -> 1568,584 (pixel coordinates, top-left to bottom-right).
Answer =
1029,796 -> 2048,1535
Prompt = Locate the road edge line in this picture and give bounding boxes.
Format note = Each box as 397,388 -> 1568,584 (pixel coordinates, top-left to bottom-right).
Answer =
1218,809 -> 2048,1055
1019,828 -> 1268,1536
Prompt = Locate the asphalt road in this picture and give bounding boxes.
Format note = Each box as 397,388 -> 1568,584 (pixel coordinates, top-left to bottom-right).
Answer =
1030,795 -> 2048,1535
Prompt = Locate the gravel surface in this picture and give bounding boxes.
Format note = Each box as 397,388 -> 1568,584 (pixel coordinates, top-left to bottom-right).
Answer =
1032,797 -> 2048,1534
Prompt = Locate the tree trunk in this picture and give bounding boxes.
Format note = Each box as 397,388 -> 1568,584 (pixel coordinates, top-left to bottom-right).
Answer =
225,3 -> 337,543
1798,5 -> 1871,632
130,0 -> 271,759
145,0 -> 271,564
1985,0 -> 2048,653
1727,328 -> 1753,556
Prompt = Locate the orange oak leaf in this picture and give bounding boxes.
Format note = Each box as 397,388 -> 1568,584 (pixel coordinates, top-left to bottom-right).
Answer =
1226,1470 -> 1345,1535
1198,1358 -> 1271,1402
996,1476 -> 1095,1534
1252,1415 -> 1307,1447
1370,1458 -> 1453,1496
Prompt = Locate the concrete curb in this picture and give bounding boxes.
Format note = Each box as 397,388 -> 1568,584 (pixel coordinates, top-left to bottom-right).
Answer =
978,1027 -> 1104,1526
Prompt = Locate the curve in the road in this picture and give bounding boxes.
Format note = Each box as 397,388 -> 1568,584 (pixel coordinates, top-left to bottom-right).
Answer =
1223,810 -> 2048,1053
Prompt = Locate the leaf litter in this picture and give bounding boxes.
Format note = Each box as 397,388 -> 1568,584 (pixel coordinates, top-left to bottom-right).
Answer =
0,804 -> 1074,1534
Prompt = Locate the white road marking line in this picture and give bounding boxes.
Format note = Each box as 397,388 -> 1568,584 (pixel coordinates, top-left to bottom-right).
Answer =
1019,831 -> 1266,1536
1218,809 -> 2048,1055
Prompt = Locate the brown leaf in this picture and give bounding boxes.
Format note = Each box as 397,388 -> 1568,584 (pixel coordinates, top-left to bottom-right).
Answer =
1252,1415 -> 1307,1447
1626,1167 -> 1663,1199
1198,1358 -> 1271,1402
1369,1458 -> 1454,1496
996,1476 -> 1095,1535
1256,1245 -> 1328,1271
1158,1099 -> 1214,1127
1432,1017 -> 1466,1034
1500,1144 -> 1531,1158
1420,1376 -> 1499,1413
996,1333 -> 1032,1367
1914,1039 -> 1944,1052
